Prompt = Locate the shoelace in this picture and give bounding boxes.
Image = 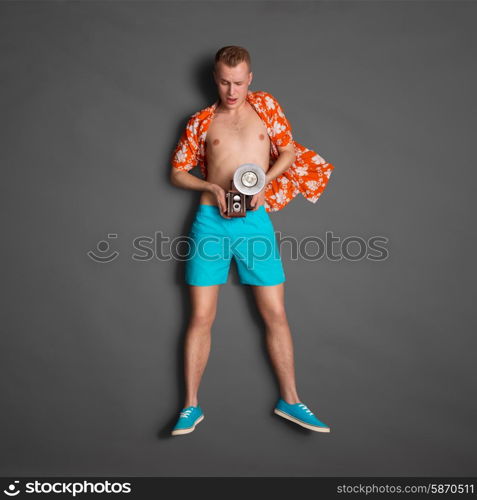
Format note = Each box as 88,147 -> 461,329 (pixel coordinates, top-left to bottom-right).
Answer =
298,403 -> 314,415
179,408 -> 193,419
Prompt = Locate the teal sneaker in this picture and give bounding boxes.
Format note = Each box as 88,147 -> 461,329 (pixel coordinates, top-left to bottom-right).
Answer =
171,405 -> 204,436
274,398 -> 330,432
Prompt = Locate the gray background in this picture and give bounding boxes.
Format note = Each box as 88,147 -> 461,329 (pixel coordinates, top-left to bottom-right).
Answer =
1,0 -> 476,477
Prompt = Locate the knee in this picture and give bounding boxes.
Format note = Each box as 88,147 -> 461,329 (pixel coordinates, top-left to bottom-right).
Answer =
190,309 -> 216,329
261,306 -> 287,327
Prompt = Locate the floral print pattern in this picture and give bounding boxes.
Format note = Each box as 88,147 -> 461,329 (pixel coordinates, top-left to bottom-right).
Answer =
171,90 -> 335,212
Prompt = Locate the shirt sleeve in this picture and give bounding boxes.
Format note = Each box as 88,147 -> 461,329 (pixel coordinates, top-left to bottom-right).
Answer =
265,92 -> 293,148
170,114 -> 200,172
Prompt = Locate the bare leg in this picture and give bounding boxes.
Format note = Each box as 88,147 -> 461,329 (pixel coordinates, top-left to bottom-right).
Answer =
183,285 -> 220,408
251,283 -> 301,404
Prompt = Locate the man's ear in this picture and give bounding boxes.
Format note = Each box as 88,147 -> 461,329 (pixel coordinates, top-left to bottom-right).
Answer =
249,71 -> 253,85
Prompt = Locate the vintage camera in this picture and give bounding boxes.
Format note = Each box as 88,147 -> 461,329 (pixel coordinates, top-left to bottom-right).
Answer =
225,163 -> 266,217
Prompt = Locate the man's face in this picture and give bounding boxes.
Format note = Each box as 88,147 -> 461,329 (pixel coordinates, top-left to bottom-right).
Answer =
213,61 -> 253,108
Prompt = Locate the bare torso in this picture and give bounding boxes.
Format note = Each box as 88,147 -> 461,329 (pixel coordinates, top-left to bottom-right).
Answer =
200,100 -> 271,205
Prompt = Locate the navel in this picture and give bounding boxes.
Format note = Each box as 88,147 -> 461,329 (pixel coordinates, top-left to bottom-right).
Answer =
259,134 -> 265,141
213,139 -> 220,146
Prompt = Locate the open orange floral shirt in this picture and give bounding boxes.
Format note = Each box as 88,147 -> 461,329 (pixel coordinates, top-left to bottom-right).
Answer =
171,90 -> 335,213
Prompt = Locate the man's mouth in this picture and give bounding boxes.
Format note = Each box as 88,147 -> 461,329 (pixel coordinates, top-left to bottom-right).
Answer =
227,97 -> 237,103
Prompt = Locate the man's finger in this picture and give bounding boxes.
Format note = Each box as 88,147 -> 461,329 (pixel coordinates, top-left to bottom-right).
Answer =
223,196 -> 232,218
220,200 -> 231,219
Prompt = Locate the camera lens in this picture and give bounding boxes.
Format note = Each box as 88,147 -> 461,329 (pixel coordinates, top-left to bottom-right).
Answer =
233,202 -> 241,211
233,194 -> 241,201
241,171 -> 258,188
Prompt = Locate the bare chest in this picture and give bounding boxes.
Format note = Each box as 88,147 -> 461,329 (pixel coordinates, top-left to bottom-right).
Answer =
205,103 -> 270,156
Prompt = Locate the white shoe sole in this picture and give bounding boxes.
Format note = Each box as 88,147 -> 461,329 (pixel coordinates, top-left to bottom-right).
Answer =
171,414 -> 205,436
274,409 -> 330,432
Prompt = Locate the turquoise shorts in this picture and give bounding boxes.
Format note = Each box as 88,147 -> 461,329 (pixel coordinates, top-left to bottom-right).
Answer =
185,204 -> 286,287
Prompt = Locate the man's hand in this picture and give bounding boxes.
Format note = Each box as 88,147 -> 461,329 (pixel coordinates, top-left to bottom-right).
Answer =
208,183 -> 231,219
249,189 -> 266,210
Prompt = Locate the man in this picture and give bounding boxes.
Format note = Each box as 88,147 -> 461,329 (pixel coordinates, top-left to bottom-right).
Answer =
169,46 -> 334,436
